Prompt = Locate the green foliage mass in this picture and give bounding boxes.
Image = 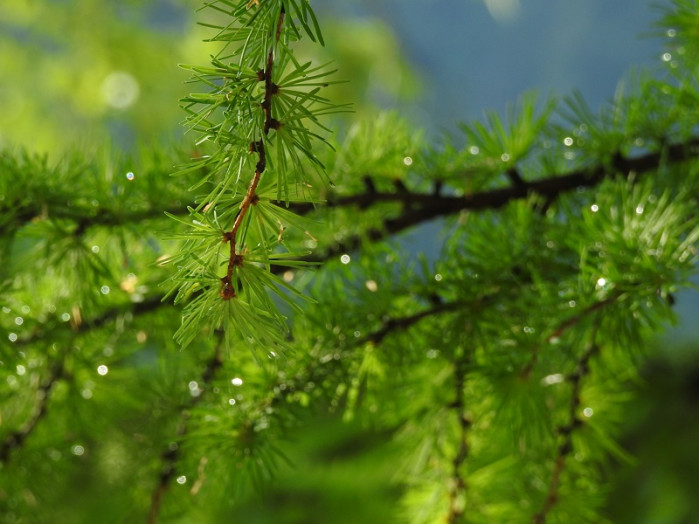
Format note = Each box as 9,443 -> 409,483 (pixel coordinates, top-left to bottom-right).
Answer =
1,1 -> 698,523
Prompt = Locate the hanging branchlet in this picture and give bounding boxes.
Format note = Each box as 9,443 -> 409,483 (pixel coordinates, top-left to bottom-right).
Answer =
219,7 -> 282,300
164,0 -> 346,349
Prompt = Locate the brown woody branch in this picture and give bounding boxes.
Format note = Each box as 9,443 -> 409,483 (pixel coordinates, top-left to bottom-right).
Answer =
220,7 -> 285,300
6,138 -> 697,245
299,138 -> 699,263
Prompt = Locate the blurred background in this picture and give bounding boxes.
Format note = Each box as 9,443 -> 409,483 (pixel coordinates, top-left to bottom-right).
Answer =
1,0 -> 697,521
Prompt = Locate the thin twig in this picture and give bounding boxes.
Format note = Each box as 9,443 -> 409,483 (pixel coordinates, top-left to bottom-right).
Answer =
147,337 -> 224,524
220,7 -> 285,299
523,294 -> 619,376
532,339 -> 600,523
446,352 -> 471,523
359,300 -> 465,346
0,356 -> 65,464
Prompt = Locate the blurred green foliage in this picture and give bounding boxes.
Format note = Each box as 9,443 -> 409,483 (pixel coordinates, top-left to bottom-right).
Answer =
0,1 -> 698,524
0,0 -> 201,152
0,0 -> 418,154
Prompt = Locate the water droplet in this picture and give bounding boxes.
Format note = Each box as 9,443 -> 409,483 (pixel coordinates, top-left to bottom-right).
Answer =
661,52 -> 672,62
667,28 -> 676,38
21,305 -> 30,314
434,273 -> 443,282
403,156 -> 413,166
500,153 -> 511,162
469,145 -> 480,155
126,171 -> 135,181
568,300 -> 576,308
231,377 -> 243,386
426,349 -> 439,359
583,407 -> 594,418
596,277 -> 607,288
9,333 -> 18,342
81,389 -> 93,399
176,476 -> 187,485
590,204 -> 599,213
563,137 -> 574,147
97,365 -> 109,376
228,398 -> 236,406
635,205 -> 644,215
14,317 -> 23,326
91,245 -> 100,254
71,445 -> 85,456
100,286 -> 110,295
16,365 -> 26,376
61,313 -> 71,322
102,71 -> 140,110
365,280 -> 378,292
541,373 -> 564,386
340,254 -> 351,264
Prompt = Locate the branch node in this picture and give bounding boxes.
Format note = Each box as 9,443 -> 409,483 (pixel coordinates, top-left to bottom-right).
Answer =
220,277 -> 236,300
393,179 -> 408,193
362,175 -> 377,194
506,167 -> 528,193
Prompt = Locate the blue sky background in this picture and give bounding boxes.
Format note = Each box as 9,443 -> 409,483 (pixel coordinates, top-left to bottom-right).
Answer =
319,0 -> 661,133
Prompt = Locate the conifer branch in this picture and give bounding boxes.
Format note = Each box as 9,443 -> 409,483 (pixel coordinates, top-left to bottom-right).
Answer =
0,355 -> 65,464
13,295 -> 168,348
301,137 -> 699,264
446,352 -> 471,523
532,340 -> 600,523
147,336 -> 224,524
3,1 -> 699,521
359,300 -> 465,346
545,296 -> 619,344
4,136 -> 697,244
8,206 -> 185,235
523,294 -> 620,375
219,8 -> 284,300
